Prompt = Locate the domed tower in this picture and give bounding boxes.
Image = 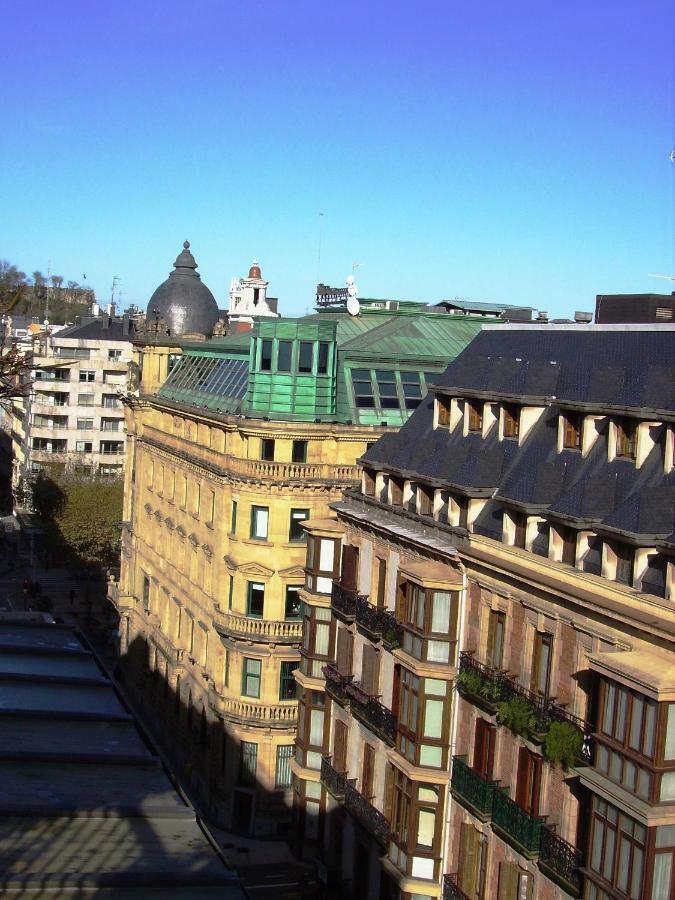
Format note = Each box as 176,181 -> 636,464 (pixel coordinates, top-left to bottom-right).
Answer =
146,241 -> 220,338
228,260 -> 280,327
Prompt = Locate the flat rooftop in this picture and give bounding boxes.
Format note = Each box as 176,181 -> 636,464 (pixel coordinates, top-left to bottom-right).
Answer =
0,619 -> 244,896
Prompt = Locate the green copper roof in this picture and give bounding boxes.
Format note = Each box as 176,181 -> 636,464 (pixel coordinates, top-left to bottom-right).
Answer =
152,310 -> 485,425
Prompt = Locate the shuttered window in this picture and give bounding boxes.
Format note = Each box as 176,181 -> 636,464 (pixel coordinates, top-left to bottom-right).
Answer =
486,610 -> 506,669
275,745 -> 294,788
333,719 -> 348,772
336,627 -> 353,677
360,643 -> 380,696
530,631 -> 553,697
515,746 -> 542,816
361,743 -> 375,799
473,717 -> 496,780
458,822 -> 483,898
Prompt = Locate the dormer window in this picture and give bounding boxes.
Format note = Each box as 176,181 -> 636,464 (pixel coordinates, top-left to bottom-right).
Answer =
513,512 -> 527,549
503,405 -> 520,439
616,419 -> 637,460
468,401 -> 483,433
613,542 -> 634,586
562,412 -> 582,450
437,396 -> 451,426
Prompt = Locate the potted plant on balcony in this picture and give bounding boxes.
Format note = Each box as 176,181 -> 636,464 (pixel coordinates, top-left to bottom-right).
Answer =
542,721 -> 584,769
497,696 -> 537,740
456,668 -> 502,713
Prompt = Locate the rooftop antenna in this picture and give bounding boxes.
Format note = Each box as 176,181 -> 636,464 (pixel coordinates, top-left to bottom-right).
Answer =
110,276 -> 120,305
316,212 -> 324,284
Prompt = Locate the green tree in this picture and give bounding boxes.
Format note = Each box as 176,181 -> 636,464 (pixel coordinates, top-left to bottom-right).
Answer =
31,472 -> 123,571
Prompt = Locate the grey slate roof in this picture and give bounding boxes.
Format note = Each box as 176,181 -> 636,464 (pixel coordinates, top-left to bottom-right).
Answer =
434,327 -> 675,413
363,327 -> 675,541
56,317 -> 135,341
0,620 -> 243,896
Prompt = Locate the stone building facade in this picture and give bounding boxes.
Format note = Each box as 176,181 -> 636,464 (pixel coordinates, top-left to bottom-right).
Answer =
109,241 -> 487,837
293,324 -> 675,899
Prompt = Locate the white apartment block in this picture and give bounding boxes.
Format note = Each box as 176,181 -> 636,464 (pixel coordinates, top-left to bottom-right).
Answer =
11,315 -> 134,499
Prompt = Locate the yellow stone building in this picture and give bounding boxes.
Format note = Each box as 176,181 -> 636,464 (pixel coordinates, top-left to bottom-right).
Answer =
109,242 -> 487,835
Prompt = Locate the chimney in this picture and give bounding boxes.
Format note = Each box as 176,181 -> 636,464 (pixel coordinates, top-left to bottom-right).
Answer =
537,310 -> 549,322
574,311 -> 593,324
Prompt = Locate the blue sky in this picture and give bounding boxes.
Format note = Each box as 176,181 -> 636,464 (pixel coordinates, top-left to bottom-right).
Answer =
2,0 -> 673,317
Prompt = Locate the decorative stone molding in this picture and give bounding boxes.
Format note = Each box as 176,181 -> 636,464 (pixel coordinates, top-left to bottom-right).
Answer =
213,607 -> 302,644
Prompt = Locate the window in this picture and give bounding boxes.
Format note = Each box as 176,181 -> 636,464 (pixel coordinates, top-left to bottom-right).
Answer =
275,745 -> 294,788
317,342 -> 329,374
376,370 -> 399,409
206,489 -> 215,525
142,574 -> 150,611
239,741 -> 258,786
516,746 -> 542,816
497,862 -> 533,900
600,679 -> 657,763
561,526 -> 576,565
616,418 -> 637,459
231,500 -> 237,534
289,508 -> 309,542
401,371 -> 423,410
277,340 -> 292,372
250,505 -> 269,540
351,368 -> 375,408
613,542 -> 634,586
246,582 -> 265,618
468,401 -> 483,432
336,626 -> 353,677
361,743 -> 376,799
582,536 -> 603,575
285,585 -> 302,619
242,658 -> 262,698
531,521 -> 549,557
102,394 -> 119,408
108,349 -> 123,361
486,610 -> 506,669
279,661 -> 297,700
473,718 -> 496,780
298,342 -> 313,373
395,668 -> 448,768
375,557 -> 387,608
386,766 -> 443,877
503,405 -> 520,439
292,440 -> 307,463
360,643 -> 380,696
79,370 -> 95,383
437,396 -> 451,426
75,441 -> 92,453
398,580 -> 458,664
332,719 -> 348,772
101,418 -> 121,431
530,631 -> 553,697
100,441 -> 123,454
513,513 -> 527,549
589,798 -> 645,899
78,393 -> 95,406
260,339 -> 273,371
260,438 -> 275,461
563,412 -> 581,449
641,554 -> 667,598
305,534 -> 340,594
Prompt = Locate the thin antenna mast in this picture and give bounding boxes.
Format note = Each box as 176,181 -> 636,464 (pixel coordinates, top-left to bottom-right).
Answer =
317,212 -> 324,284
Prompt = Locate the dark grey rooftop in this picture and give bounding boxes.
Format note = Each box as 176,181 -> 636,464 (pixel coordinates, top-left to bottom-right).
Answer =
0,620 -> 243,896
55,316 -> 135,342
145,241 -> 220,337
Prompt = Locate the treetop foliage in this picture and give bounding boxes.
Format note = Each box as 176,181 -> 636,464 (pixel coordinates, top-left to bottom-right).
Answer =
0,258 -> 95,324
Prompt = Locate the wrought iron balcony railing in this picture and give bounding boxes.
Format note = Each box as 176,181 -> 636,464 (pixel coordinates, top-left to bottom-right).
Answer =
346,680 -> 396,746
354,597 -> 403,653
331,582 -> 359,621
343,780 -> 390,848
322,664 -> 352,707
492,789 -> 545,858
442,873 -> 471,900
320,755 -> 349,801
539,824 -> 583,898
450,755 -> 499,821
457,652 -> 593,759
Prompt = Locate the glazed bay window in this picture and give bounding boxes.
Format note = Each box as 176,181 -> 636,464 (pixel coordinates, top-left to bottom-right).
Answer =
296,689 -> 326,769
289,508 -> 309,542
387,765 -> 443,881
395,668 -> 450,768
300,605 -> 331,678
398,580 -> 458,664
242,658 -> 262,698
588,798 -> 645,899
246,582 -> 265,618
250,505 -> 269,540
305,534 -> 340,594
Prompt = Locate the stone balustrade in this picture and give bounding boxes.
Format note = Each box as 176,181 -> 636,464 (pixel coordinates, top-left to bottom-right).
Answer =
213,608 -> 303,644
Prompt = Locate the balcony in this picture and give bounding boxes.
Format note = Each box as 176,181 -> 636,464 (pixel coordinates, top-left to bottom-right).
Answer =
323,663 -> 352,707
491,789 -> 545,859
539,824 -> 583,898
457,652 -> 592,761
227,456 -> 361,484
346,681 -> 396,746
331,582 -> 360,622
354,596 -> 402,652
320,755 -> 348,800
450,755 -> 499,822
213,607 -> 303,644
208,690 -> 298,729
442,873 -> 471,900
344,780 -> 390,848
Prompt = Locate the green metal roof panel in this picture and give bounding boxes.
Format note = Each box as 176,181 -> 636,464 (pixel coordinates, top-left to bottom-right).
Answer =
339,315 -> 485,359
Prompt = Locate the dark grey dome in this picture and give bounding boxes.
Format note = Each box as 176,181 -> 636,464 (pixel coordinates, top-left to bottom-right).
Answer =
146,241 -> 219,336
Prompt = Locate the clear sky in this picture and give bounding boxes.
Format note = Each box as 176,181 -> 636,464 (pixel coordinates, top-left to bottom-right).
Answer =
2,0 -> 674,318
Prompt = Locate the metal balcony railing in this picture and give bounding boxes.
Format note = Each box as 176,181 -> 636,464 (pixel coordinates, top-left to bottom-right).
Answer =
442,873 -> 471,900
450,755 -> 499,820
346,680 -> 396,746
343,780 -> 390,848
322,664 -> 352,707
354,596 -> 403,652
331,582 -> 359,621
539,824 -> 583,897
320,755 -> 348,800
492,789 -> 545,858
